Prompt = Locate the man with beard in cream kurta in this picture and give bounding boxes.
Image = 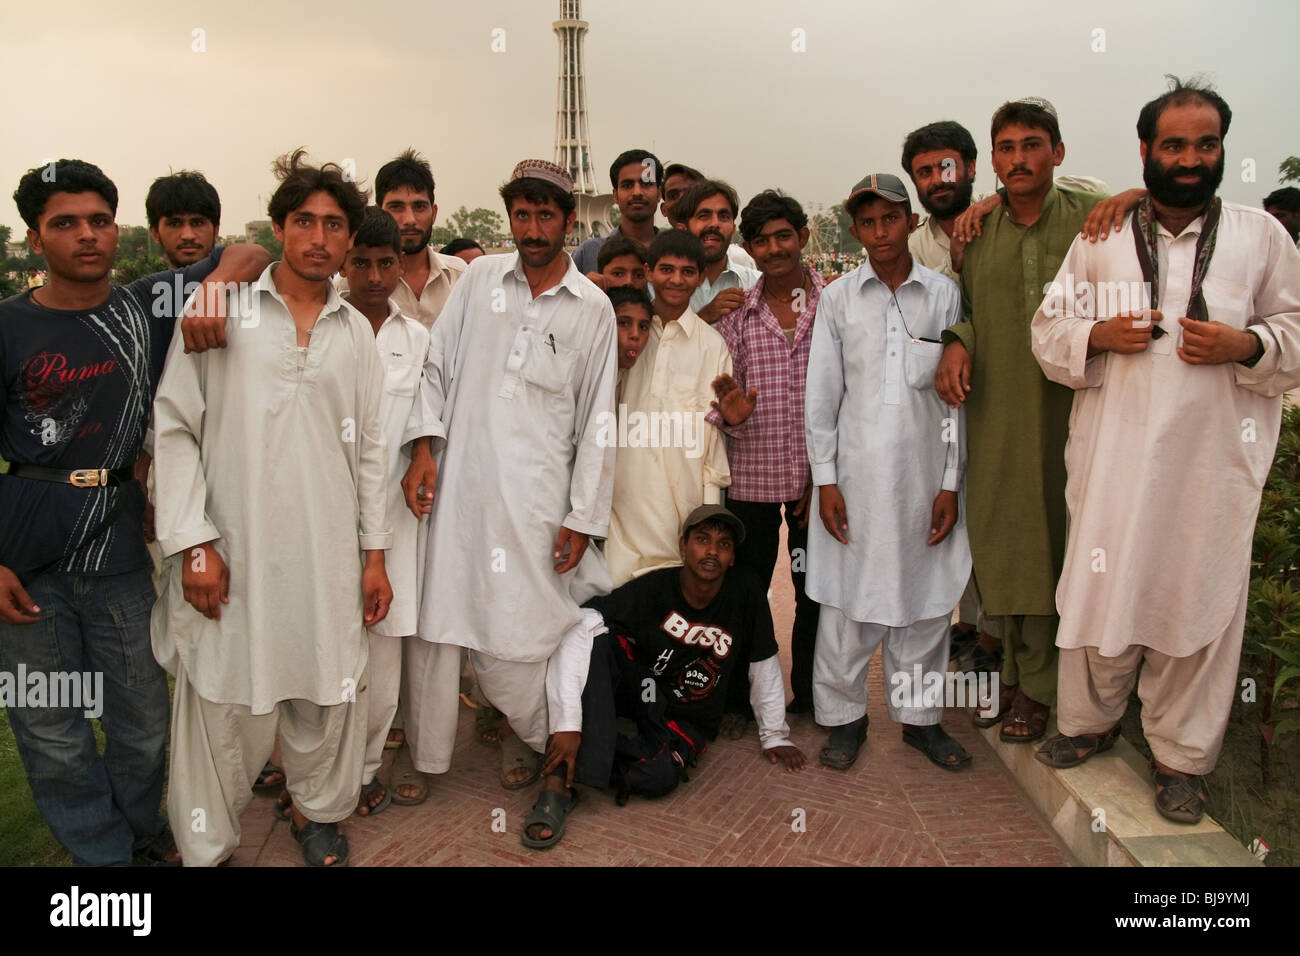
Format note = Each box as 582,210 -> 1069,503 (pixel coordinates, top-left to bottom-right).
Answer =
1031,78 -> 1300,824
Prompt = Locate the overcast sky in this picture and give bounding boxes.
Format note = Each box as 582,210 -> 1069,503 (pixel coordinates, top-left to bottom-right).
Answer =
3,0 -> 1296,235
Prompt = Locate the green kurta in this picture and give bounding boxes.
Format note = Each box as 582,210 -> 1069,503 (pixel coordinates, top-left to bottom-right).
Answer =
944,186 -> 1103,616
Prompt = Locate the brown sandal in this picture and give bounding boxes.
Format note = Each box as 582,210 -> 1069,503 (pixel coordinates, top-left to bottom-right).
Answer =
999,690 -> 1049,744
1035,724 -> 1121,767
1151,764 -> 1207,824
973,682 -> 1017,728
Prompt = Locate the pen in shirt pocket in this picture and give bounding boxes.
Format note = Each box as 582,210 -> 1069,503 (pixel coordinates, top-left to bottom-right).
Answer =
547,333 -> 556,353
915,337 -> 942,344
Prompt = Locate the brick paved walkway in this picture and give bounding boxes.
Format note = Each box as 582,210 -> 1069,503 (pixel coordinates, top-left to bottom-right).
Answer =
236,529 -> 1072,867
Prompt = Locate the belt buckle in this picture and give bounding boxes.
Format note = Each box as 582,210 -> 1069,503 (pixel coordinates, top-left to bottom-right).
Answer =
69,469 -> 107,488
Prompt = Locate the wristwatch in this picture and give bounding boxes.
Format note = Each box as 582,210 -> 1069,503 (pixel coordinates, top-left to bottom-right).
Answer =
1239,330 -> 1266,368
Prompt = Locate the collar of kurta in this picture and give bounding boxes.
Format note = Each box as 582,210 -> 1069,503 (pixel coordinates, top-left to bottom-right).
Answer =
856,255 -> 926,293
256,263 -> 348,319
998,183 -> 1060,227
654,306 -> 701,338
506,251 -> 587,300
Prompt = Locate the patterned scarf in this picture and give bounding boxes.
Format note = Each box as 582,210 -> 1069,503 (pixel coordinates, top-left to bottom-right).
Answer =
1132,195 -> 1222,337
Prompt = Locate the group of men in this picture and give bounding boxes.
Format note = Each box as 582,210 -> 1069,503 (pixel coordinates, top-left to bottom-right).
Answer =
2,75 -> 1298,866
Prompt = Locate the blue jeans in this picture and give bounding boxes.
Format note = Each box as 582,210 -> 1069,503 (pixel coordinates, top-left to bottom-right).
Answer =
0,568 -> 169,865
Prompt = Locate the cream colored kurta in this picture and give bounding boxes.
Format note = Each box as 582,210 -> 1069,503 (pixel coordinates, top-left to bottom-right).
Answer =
151,265 -> 392,713
1031,202 -> 1300,658
603,307 -> 732,586
403,253 -> 618,663
369,300 -> 429,637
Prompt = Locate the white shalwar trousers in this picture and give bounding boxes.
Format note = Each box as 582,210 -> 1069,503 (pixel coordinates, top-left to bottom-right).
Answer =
813,606 -> 951,727
168,658 -> 367,867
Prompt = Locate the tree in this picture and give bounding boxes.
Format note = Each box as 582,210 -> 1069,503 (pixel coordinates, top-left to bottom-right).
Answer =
253,224 -> 283,259
112,225 -> 166,283
1279,157 -> 1300,186
430,206 -> 503,249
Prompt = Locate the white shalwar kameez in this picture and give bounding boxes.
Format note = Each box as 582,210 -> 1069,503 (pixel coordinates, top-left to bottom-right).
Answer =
402,253 -> 617,769
1031,203 -> 1300,774
804,259 -> 972,727
151,265 -> 392,865
362,300 -> 428,785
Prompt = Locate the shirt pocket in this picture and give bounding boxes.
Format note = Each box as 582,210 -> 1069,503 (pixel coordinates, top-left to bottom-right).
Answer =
384,358 -> 422,397
903,339 -> 944,391
519,329 -> 579,399
669,372 -> 707,412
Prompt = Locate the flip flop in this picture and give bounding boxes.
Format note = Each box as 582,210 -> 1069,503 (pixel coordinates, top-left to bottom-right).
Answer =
383,729 -> 404,751
273,788 -> 293,822
476,705 -> 505,745
501,732 -> 541,790
355,778 -> 392,818
902,723 -> 972,771
290,819 -> 349,867
521,787 -> 580,850
818,717 -> 868,770
389,744 -> 429,806
972,682 -> 1016,728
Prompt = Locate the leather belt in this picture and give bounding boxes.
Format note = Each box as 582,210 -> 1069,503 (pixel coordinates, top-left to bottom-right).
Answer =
5,463 -> 134,488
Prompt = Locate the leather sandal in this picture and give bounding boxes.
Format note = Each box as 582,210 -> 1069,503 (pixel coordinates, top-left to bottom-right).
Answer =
1035,724 -> 1121,768
999,690 -> 1049,744
1151,764 -> 1207,825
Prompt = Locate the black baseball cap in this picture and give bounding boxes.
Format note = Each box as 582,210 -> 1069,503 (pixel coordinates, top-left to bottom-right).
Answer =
681,504 -> 745,545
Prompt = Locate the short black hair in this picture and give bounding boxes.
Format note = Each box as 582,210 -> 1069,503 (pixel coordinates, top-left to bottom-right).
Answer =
674,179 -> 740,221
499,176 -> 576,218
739,189 -> 807,243
991,100 -> 1061,148
375,148 -> 436,207
1136,75 -> 1232,147
267,148 -> 368,232
664,163 -> 704,183
607,285 -> 653,318
352,206 -> 401,253
609,149 -> 664,191
647,229 -> 705,271
901,121 -> 978,178
597,235 -> 648,271
13,158 -> 118,230
145,170 -> 221,230
1264,186 -> 1300,212
439,237 -> 484,256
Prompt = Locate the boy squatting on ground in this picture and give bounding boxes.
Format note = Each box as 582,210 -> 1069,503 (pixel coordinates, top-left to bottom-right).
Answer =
520,505 -> 806,849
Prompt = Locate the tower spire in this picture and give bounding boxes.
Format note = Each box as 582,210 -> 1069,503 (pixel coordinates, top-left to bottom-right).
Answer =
553,0 -> 598,196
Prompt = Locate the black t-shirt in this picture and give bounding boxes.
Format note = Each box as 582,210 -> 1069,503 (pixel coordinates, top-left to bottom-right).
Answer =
585,566 -> 778,739
0,248 -> 224,578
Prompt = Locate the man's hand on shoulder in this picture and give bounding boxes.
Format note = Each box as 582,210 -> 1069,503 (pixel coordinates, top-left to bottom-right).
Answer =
698,287 -> 746,325
951,192 -> 1001,245
764,744 -> 807,772
1080,188 -> 1147,242
181,243 -> 271,353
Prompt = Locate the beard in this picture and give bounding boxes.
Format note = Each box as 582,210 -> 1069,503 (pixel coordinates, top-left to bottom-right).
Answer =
1143,152 -> 1224,208
918,178 -> 974,219
400,226 -> 433,255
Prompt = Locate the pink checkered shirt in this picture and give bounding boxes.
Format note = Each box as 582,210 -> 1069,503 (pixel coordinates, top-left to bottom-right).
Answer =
711,267 -> 824,503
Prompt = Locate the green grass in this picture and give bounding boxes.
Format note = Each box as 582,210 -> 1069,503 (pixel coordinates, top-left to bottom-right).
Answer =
0,709 -> 73,866
1121,692 -> 1298,867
